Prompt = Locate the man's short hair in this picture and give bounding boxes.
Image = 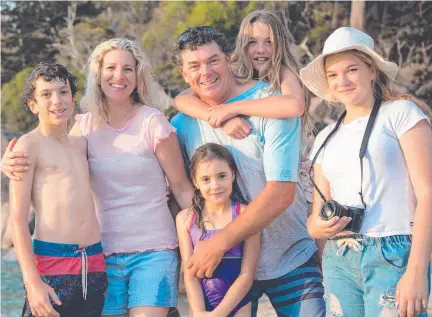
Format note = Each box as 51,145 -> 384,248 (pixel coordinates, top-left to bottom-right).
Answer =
23,62 -> 78,109
171,26 -> 233,66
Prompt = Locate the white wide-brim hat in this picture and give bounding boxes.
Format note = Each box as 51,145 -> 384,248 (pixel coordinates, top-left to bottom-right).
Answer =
300,27 -> 398,102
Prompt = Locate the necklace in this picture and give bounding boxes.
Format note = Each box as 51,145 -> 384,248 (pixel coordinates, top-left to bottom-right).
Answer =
107,108 -> 135,128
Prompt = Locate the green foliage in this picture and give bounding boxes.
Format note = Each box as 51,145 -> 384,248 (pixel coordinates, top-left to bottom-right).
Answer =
142,1 -> 259,92
2,0 -> 431,136
1,67 -> 86,134
71,69 -> 86,104
1,2 -> 81,82
308,25 -> 331,41
187,2 -> 236,30
1,68 -> 37,133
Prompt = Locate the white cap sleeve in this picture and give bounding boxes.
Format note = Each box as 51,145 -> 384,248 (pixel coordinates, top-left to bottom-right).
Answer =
389,100 -> 428,138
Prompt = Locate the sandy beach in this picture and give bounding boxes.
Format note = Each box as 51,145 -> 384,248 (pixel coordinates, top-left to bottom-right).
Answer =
176,276 -> 432,316
177,294 -> 276,316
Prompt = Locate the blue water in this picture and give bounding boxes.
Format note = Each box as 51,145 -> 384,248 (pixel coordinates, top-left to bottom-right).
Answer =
1,258 -> 24,317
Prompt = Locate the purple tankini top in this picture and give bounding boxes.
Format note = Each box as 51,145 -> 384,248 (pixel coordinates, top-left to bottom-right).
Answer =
189,201 -> 252,316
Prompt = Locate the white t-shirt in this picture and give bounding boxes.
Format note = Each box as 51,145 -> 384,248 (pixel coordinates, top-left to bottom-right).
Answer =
309,99 -> 428,237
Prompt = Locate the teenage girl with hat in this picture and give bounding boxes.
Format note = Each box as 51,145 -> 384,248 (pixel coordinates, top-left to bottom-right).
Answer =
301,27 -> 432,317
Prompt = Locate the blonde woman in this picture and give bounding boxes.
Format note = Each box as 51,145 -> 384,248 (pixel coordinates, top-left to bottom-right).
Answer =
302,27 -> 432,317
3,38 -> 194,317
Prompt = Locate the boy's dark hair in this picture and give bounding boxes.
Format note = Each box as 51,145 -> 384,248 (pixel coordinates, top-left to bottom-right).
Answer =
171,26 -> 233,66
23,62 -> 78,109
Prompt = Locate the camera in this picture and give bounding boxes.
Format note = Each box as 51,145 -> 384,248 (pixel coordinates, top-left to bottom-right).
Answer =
320,200 -> 365,233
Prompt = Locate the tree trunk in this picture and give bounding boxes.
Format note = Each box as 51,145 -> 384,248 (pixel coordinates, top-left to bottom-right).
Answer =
350,0 -> 365,31
331,2 -> 340,29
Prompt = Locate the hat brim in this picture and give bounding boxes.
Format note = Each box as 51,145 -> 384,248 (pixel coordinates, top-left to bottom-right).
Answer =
300,45 -> 399,102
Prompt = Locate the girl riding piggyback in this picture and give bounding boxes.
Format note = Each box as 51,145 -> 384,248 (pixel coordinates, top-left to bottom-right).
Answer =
176,143 -> 260,317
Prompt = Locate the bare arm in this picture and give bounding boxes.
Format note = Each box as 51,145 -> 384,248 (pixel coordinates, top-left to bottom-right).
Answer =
173,88 -> 253,140
1,138 -> 30,180
217,181 -> 295,246
10,136 -> 40,290
307,163 -> 352,239
176,210 -> 206,314
396,119 -> 432,317
188,181 -> 295,278
209,115 -> 304,247
212,206 -> 260,317
10,135 -> 61,317
156,134 -> 194,210
279,67 -> 306,116
188,110 -> 303,278
208,68 -> 305,127
173,88 -> 211,121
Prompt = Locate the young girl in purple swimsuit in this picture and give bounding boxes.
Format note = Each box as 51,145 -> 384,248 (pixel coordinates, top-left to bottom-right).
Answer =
176,143 -> 260,317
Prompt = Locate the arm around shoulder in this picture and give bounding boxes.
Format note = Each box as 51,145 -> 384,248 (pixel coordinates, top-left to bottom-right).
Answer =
211,117 -> 302,249
238,205 -> 260,274
8,135 -> 38,181
209,181 -> 295,256
279,66 -> 305,115
10,134 -> 39,215
173,88 -> 211,121
230,67 -> 305,119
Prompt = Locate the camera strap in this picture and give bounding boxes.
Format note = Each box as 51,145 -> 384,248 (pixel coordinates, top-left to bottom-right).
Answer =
309,113 -> 346,203
309,98 -> 382,208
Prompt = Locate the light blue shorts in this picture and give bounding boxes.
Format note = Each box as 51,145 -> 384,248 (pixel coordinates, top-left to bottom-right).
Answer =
323,234 -> 430,317
102,249 -> 179,315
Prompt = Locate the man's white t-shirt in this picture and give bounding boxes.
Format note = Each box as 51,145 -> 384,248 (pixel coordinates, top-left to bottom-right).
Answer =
309,99 -> 428,237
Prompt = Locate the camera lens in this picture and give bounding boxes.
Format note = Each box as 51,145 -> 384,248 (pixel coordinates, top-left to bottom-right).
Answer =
323,205 -> 335,219
320,200 -> 342,220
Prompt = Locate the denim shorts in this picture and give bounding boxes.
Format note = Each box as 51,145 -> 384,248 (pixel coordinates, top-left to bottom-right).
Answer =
102,249 -> 179,315
322,234 -> 431,317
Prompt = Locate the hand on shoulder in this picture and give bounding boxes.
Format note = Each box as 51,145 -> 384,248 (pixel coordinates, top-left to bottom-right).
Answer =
1,135 -> 36,181
11,132 -> 40,165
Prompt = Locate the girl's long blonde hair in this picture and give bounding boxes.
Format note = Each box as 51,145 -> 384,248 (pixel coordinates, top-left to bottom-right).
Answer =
80,38 -> 161,122
343,50 -> 431,122
231,10 -> 312,136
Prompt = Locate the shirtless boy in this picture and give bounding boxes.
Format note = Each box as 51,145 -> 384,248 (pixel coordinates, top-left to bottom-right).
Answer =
9,62 -> 107,317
